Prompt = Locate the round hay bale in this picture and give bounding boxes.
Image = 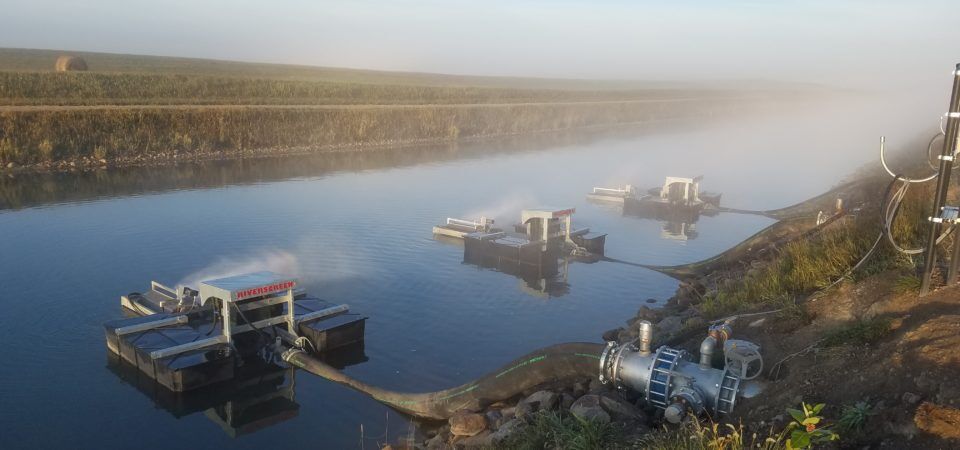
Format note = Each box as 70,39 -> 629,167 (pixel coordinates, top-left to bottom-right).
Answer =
54,55 -> 88,72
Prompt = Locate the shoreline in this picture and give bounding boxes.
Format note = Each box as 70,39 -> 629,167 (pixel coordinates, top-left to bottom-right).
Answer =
0,113 -> 710,174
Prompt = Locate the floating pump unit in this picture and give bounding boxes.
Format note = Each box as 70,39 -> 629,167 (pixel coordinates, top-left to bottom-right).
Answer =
598,321 -> 762,423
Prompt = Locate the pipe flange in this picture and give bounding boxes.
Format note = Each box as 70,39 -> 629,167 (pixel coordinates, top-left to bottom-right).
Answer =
645,346 -> 684,408
713,366 -> 741,415
598,341 -> 617,385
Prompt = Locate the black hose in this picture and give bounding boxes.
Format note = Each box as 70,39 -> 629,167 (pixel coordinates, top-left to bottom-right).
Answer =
284,342 -> 605,420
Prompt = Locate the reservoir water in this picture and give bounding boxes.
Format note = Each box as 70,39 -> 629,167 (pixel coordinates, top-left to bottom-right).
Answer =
0,98 -> 909,448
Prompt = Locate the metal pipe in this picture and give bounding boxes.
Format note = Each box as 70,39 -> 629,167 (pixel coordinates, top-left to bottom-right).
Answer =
699,336 -> 717,368
921,63 -> 960,294
699,322 -> 732,369
637,320 -> 653,355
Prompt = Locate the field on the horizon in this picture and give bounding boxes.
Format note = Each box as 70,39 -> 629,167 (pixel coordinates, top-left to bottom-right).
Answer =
0,48 -> 796,167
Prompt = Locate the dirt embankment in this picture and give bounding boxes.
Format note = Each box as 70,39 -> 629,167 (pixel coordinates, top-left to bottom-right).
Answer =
724,276 -> 960,448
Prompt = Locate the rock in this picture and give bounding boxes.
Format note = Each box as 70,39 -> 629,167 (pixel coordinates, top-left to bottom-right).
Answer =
884,419 -> 918,439
937,384 -> 960,406
572,381 -> 587,398
560,393 -> 575,410
5,162 -> 13,169
425,428 -> 452,450
489,418 -> 523,444
500,406 -> 516,419
455,430 -> 492,448
902,392 -> 922,406
523,390 -> 559,411
771,414 -> 786,427
599,395 -> 642,421
602,328 -> 622,342
570,395 -> 611,424
915,373 -> 935,391
646,298 -> 657,304
382,445 -> 393,450
485,409 -> 503,429
914,402 -> 960,439
449,412 -> 487,437
656,316 -> 683,337
514,400 -> 534,419
588,377 -> 606,394
635,306 -> 659,321
99,158 -> 108,164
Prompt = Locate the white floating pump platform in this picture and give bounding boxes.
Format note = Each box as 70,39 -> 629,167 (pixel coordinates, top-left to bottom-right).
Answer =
104,271 -> 366,392
589,176 -> 721,214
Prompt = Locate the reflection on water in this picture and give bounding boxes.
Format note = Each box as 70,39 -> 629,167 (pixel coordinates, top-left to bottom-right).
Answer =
589,197 -> 712,243
661,221 -> 698,241
106,342 -> 368,438
0,124 -> 684,211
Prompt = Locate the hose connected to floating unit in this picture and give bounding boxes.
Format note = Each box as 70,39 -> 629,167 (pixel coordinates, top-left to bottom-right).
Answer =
283,342 -> 604,420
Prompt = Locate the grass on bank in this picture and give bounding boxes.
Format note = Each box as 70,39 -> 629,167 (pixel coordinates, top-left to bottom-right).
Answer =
499,411 -> 626,450
0,99 -> 723,166
639,422 -> 786,450
821,317 -> 894,348
699,179 -> 931,318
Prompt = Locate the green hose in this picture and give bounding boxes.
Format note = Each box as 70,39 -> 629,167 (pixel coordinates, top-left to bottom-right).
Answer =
283,342 -> 605,420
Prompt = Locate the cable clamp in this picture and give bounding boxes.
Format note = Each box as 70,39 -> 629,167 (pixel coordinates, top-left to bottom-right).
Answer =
938,154 -> 954,161
942,206 -> 960,223
948,112 -> 960,119
930,217 -> 944,223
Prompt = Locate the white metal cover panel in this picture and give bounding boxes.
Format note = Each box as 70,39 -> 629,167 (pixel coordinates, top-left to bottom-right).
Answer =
198,271 -> 297,304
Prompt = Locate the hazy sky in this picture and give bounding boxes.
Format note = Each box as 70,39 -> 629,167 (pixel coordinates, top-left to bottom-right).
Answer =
2,1 -> 958,88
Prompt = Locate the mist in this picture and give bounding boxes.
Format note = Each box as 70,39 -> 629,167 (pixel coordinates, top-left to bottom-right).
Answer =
2,1 -> 957,91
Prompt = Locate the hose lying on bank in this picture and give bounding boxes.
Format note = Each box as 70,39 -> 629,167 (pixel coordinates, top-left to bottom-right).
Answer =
283,342 -> 604,420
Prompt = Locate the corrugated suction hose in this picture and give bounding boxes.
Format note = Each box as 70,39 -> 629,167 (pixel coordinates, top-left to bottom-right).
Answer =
283,342 -> 604,420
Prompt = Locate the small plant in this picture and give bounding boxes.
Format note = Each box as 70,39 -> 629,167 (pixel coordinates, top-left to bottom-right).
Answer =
0,138 -> 20,164
38,139 -> 55,161
838,401 -> 874,432
893,274 -> 921,295
785,402 -> 839,449
639,420 -> 785,450
92,145 -> 109,160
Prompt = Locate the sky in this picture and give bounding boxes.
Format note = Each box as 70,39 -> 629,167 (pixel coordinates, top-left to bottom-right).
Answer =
1,0 -> 959,90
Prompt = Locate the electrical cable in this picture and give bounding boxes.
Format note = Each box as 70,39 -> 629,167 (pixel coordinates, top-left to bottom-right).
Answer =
232,302 -> 269,338
880,136 -> 937,183
928,132 -> 945,171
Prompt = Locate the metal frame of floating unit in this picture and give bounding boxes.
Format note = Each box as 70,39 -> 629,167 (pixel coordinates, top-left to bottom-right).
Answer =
586,185 -> 638,205
433,216 -> 498,239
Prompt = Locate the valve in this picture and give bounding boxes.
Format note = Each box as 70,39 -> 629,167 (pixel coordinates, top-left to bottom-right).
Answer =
724,339 -> 763,380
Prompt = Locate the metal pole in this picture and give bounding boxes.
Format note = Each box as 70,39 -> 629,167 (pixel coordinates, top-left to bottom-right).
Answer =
947,66 -> 960,284
920,63 -> 960,295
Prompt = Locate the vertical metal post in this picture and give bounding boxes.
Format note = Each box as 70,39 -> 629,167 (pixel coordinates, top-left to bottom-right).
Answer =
285,287 -> 296,335
920,63 -> 960,295
948,72 -> 960,284
222,298 -> 233,344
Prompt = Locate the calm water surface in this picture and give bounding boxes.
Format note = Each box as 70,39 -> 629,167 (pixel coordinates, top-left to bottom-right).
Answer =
0,103 -> 886,448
